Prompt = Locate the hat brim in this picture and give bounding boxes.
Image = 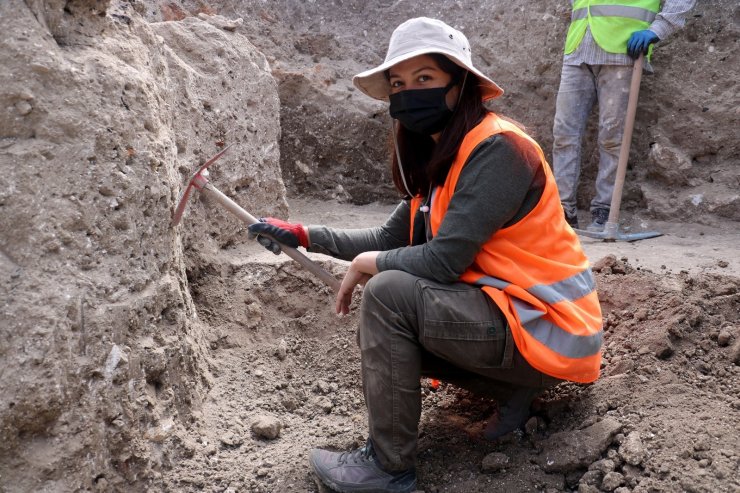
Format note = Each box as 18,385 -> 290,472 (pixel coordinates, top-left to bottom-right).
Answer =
353,48 -> 504,102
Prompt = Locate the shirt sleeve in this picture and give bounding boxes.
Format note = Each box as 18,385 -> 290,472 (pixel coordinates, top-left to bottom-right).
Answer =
649,0 -> 697,40
305,201 -> 411,261
376,133 -> 542,283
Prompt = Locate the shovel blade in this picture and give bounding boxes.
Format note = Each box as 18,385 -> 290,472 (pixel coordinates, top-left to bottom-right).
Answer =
574,221 -> 663,242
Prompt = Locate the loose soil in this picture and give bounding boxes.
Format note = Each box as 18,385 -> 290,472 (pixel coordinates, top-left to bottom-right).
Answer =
158,198 -> 740,493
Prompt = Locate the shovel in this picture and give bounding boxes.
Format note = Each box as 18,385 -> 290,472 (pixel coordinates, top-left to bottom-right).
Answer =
172,145 -> 341,292
574,53 -> 662,242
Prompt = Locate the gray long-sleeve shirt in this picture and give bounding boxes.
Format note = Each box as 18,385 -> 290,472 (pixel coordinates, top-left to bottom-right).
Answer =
307,131 -> 545,283
563,0 -> 696,71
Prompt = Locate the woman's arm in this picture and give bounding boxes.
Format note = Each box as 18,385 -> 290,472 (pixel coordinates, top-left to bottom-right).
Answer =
377,133 -> 545,282
306,201 -> 411,261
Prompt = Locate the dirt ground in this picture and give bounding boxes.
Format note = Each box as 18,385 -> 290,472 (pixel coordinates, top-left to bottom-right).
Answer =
157,197 -> 740,493
1,2 -> 739,492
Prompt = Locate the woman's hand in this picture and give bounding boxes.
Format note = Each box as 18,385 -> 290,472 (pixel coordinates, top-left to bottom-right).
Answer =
335,251 -> 379,315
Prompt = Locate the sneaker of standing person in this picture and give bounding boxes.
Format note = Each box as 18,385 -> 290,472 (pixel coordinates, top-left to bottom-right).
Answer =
309,439 -> 417,493
564,210 -> 579,229
587,207 -> 609,232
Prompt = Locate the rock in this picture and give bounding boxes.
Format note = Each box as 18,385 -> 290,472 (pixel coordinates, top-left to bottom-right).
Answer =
717,329 -> 733,347
731,338 -> 740,365
601,471 -> 625,491
622,463 -> 642,479
589,458 -> 616,474
251,415 -> 282,440
220,431 -> 244,448
619,431 -> 647,466
316,380 -> 331,394
647,142 -> 693,186
524,416 -> 539,436
144,422 -> 172,443
606,358 -> 634,376
15,100 -> 33,116
316,396 -> 334,413
93,477 -> 109,492
103,344 -> 128,380
579,470 -> 603,486
541,418 -> 623,472
281,396 -> 298,411
197,13 -> 244,32
651,337 -> 674,359
577,485 -> 600,493
276,338 -> 288,360
481,452 -> 510,473
592,254 -> 617,273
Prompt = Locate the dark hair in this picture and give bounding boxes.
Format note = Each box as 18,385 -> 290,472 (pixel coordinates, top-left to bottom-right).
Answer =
389,53 -> 487,198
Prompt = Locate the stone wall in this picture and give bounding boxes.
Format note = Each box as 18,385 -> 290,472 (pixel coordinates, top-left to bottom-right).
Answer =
0,0 -> 284,488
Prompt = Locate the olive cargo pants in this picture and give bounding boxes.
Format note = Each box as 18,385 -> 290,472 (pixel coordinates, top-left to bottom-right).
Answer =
358,270 -> 559,472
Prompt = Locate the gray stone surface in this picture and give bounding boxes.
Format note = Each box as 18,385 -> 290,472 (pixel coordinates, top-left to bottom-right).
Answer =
619,431 -> 647,466
541,417 -> 623,472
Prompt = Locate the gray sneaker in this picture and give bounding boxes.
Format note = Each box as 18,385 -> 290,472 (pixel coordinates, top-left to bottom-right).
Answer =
309,440 -> 417,493
587,207 -> 610,232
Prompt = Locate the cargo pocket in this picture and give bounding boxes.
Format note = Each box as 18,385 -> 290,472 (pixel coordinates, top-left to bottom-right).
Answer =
418,280 -> 514,371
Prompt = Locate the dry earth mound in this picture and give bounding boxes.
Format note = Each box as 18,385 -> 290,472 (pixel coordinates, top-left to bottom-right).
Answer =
157,251 -> 739,493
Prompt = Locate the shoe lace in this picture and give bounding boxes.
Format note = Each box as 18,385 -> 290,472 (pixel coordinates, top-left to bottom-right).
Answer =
338,443 -> 373,465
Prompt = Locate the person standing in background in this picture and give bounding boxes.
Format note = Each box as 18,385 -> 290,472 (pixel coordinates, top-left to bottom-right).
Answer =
553,0 -> 696,231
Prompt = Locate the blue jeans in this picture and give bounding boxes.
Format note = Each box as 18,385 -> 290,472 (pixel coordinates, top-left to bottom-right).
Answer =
552,63 -> 632,217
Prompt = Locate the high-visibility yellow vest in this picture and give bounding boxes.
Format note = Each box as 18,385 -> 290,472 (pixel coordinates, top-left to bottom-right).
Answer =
565,0 -> 661,59
410,113 -> 603,383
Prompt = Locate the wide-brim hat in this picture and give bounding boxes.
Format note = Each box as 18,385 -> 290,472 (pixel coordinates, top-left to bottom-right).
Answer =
353,17 -> 504,102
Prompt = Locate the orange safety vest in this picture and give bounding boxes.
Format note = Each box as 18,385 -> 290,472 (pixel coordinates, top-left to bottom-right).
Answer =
410,113 -> 603,383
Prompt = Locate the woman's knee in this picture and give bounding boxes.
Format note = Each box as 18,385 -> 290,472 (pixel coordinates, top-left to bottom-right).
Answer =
358,270 -> 420,348
362,270 -> 418,310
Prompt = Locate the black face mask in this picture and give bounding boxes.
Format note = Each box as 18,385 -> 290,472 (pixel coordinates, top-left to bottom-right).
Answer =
389,82 -> 455,135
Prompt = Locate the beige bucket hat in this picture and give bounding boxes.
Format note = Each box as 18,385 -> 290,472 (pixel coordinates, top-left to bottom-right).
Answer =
353,17 -> 504,102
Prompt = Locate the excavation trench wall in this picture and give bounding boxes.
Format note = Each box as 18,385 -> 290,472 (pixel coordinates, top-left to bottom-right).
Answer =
159,0 -> 740,222
0,0 -> 284,489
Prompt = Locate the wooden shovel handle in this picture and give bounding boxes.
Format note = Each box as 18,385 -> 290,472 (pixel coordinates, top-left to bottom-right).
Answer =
607,54 -> 644,225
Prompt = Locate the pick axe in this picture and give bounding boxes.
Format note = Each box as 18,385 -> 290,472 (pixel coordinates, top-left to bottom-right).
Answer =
172,145 -> 341,292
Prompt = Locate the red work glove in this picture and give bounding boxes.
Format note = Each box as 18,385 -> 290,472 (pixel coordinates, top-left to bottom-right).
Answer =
247,217 -> 309,254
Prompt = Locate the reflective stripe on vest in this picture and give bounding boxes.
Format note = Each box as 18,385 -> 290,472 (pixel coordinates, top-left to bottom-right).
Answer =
572,5 -> 657,22
477,268 -> 596,306
512,300 -> 603,359
417,112 -> 603,383
565,0 -> 660,58
474,270 -> 603,359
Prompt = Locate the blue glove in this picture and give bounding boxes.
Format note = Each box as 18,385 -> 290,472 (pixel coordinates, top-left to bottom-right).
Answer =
627,30 -> 659,59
